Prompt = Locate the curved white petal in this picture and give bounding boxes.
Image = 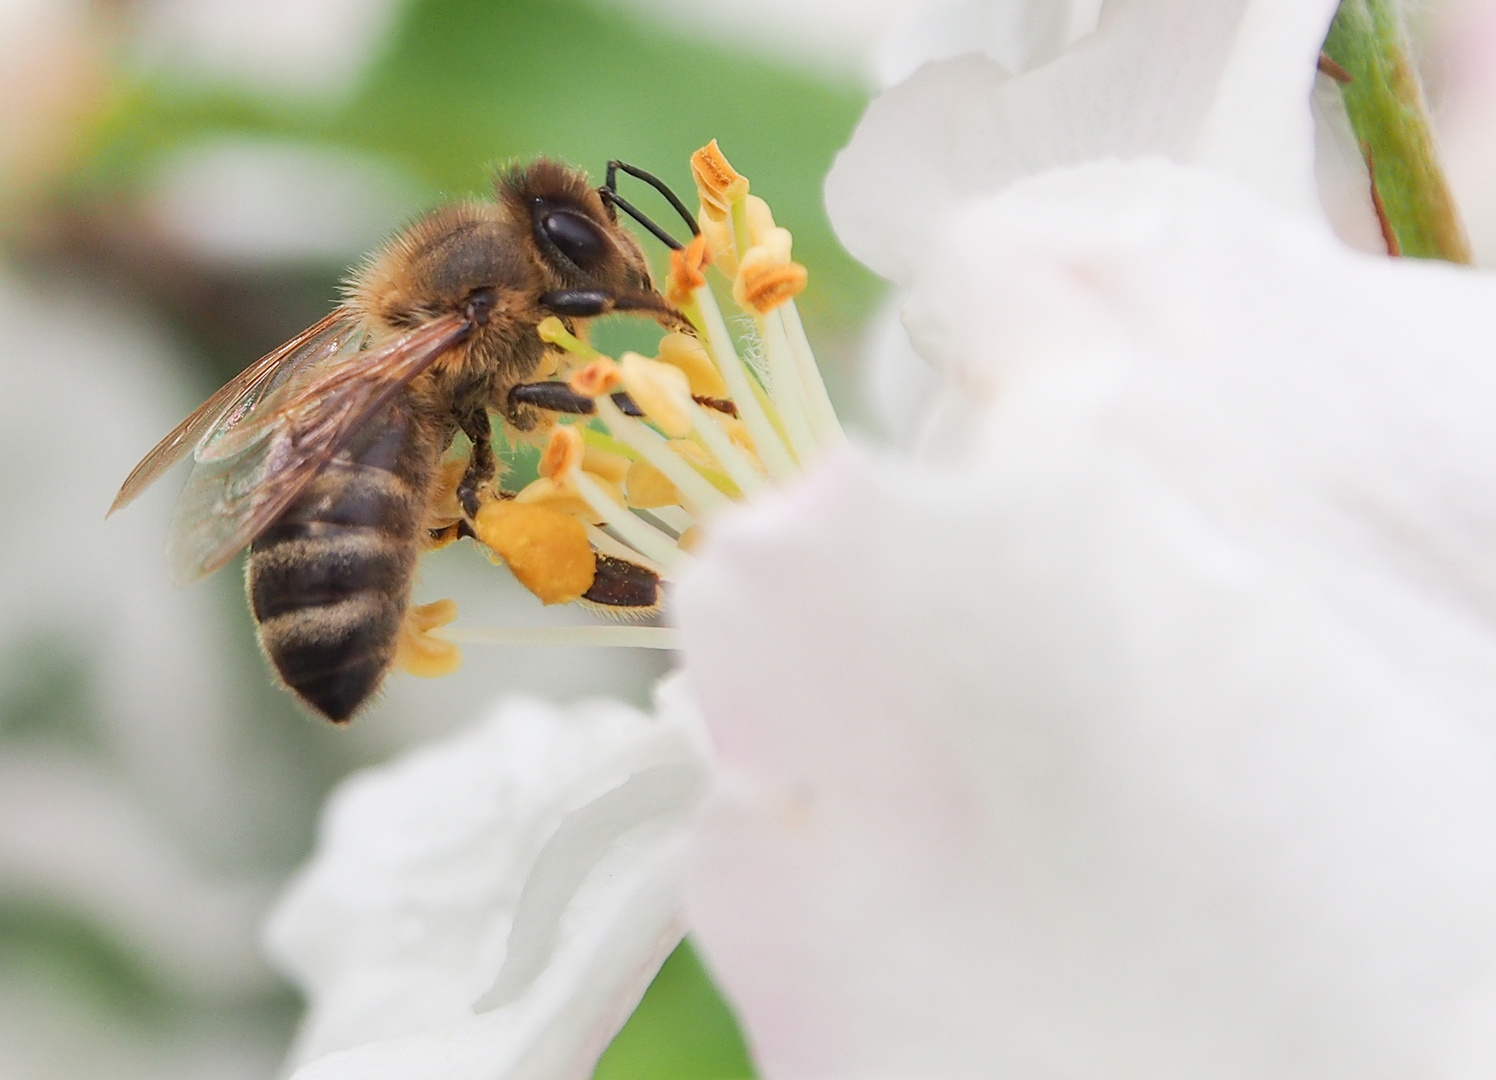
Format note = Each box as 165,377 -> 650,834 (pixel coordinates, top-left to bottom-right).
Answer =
871,0 -> 1102,87
681,163 -> 1496,1078
597,0 -> 1097,86
826,0 -> 1338,281
264,681 -> 708,1080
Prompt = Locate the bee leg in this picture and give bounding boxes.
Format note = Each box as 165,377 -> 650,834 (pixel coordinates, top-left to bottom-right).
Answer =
508,382 -> 596,414
538,289 -> 614,317
582,553 -> 661,614
456,409 -> 497,519
540,289 -> 690,332
508,382 -> 646,418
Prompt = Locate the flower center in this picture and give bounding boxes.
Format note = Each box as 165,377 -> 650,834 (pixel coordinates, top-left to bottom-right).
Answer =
400,140 -> 843,666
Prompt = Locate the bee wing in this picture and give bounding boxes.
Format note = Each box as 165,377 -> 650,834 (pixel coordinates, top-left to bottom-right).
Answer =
165,312 -> 473,584
110,309 -> 363,515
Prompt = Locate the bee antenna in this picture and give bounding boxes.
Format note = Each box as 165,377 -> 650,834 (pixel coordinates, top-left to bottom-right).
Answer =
600,160 -> 701,252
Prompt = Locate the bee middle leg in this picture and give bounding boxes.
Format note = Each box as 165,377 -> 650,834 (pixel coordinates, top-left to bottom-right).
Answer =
506,382 -> 646,419
456,408 -> 498,519
582,553 -> 662,615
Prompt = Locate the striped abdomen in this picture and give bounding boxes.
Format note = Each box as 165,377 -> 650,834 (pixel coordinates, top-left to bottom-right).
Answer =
247,405 -> 434,722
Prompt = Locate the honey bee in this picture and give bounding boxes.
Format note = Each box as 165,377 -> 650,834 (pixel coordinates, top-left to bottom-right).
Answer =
111,159 -> 693,723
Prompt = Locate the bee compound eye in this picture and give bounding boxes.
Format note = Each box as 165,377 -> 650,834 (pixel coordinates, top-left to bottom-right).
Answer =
540,210 -> 608,271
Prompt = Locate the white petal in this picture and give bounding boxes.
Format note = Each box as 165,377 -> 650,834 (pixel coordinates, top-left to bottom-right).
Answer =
680,165 -> 1496,1077
600,0 -> 1099,86
904,160 -> 1496,705
265,681 -> 708,1080
826,0 -> 1337,281
856,292 -> 938,446
871,0 -> 1103,87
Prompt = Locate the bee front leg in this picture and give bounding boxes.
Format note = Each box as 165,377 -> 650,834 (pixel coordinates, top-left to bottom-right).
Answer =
539,289 -> 690,331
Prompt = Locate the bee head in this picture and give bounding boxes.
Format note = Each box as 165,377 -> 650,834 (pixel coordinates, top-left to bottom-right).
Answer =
497,160 -> 654,297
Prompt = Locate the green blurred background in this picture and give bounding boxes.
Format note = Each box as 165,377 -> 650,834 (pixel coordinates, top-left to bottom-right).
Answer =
0,0 -> 881,1077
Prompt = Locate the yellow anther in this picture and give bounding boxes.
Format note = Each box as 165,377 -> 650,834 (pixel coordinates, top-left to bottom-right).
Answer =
539,425 -> 584,478
582,446 -> 631,484
656,332 -> 727,397
394,598 -> 462,678
618,352 -> 693,438
677,525 -> 705,553
667,233 -> 709,306
733,252 -> 808,314
743,196 -> 777,246
691,139 -> 749,216
624,458 -> 682,509
568,357 -> 621,398
473,500 -> 596,605
698,209 -> 737,276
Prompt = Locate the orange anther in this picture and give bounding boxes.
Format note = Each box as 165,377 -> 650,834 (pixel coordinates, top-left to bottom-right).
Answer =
691,139 -> 749,215
539,425 -> 584,478
568,357 -> 621,398
667,233 -> 709,305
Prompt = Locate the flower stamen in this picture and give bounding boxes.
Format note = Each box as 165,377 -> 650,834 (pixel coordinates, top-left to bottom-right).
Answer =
442,140 -> 845,649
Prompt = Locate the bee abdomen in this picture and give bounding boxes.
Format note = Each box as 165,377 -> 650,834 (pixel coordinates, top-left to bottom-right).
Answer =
248,419 -> 431,723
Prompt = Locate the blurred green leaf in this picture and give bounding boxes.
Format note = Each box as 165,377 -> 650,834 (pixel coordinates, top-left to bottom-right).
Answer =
75,0 -> 880,328
594,937 -> 755,1080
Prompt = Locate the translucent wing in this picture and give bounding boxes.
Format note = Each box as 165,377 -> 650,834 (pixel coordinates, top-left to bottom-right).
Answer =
166,312 -> 473,584
110,309 -> 362,515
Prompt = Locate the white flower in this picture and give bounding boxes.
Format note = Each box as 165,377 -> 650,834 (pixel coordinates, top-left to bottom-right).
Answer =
670,1 -> 1496,1078
262,2 -> 1496,1078
263,679 -> 709,1080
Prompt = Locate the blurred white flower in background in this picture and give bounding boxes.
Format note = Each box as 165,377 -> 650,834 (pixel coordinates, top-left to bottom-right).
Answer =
133,0 -> 404,100
0,267 -> 299,1077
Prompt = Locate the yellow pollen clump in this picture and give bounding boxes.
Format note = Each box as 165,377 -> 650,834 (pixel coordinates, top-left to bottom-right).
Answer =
539,425 -> 584,478
394,598 -> 462,677
668,233 -> 709,305
569,357 -> 620,398
474,500 -> 596,605
624,459 -> 681,509
656,332 -> 726,397
690,139 -> 748,216
619,352 -> 693,437
513,476 -> 603,523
